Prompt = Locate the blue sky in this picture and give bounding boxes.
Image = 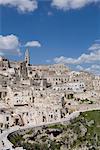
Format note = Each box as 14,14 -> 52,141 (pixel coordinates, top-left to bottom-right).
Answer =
0,0 -> 100,74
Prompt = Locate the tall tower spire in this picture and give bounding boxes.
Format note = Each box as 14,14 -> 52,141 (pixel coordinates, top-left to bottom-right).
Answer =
25,48 -> 30,66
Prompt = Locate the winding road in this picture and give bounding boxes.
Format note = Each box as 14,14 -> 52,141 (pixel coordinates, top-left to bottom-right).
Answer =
0,106 -> 100,150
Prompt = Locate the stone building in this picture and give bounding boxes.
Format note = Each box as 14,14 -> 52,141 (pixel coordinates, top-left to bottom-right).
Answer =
0,56 -> 10,70
93,76 -> 100,91
0,49 -> 100,132
19,61 -> 28,79
5,86 -> 34,107
25,48 -> 30,67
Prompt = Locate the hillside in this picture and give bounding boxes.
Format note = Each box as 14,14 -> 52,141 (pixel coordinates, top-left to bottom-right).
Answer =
8,110 -> 100,150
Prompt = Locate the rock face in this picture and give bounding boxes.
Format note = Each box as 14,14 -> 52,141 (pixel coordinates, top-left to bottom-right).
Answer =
8,110 -> 100,150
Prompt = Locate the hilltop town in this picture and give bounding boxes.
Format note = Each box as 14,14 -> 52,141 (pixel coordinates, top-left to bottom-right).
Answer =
0,49 -> 100,150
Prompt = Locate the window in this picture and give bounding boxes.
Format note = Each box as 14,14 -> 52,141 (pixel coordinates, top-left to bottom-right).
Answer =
5,124 -> 9,129
51,115 -> 53,118
14,93 -> 18,96
6,116 -> 9,121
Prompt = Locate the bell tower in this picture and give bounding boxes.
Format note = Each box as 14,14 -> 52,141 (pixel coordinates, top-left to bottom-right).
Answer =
25,48 -> 30,66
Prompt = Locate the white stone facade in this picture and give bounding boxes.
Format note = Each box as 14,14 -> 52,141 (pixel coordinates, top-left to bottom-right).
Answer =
0,50 -> 99,133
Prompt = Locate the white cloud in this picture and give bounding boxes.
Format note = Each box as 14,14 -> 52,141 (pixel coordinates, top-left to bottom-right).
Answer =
75,64 -> 100,75
53,41 -> 100,75
25,40 -> 41,47
54,51 -> 100,64
0,0 -> 100,13
0,34 -> 19,50
0,35 -> 42,56
85,64 -> 100,75
76,65 -> 84,70
52,0 -> 100,10
0,0 -> 38,13
0,34 -> 21,56
54,41 -> 100,65
88,43 -> 100,51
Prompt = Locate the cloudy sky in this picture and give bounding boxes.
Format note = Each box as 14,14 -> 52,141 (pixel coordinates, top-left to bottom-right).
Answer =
0,0 -> 100,74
